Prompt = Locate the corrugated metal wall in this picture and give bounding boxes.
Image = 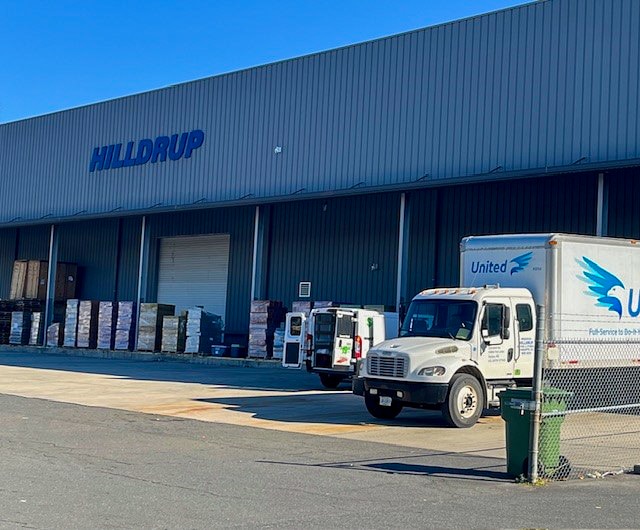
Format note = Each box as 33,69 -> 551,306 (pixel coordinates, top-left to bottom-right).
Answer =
406,172 -> 599,295
116,217 -> 142,301
0,228 -> 17,298
145,206 -> 254,335
1,0 -> 638,224
267,194 -> 400,309
16,225 -> 50,261
607,168 -> 640,239
57,219 -> 120,300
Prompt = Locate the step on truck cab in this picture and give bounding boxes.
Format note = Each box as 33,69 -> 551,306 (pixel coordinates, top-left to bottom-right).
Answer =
304,307 -> 398,388
354,233 -> 640,427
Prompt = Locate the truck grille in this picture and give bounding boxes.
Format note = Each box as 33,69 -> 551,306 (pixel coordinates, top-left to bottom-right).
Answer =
367,353 -> 407,378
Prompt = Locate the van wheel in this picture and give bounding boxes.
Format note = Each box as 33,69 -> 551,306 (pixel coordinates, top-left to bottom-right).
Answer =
442,374 -> 484,428
319,373 -> 343,389
364,393 -> 403,419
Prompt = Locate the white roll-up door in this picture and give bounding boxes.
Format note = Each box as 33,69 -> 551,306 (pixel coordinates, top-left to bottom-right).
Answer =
157,234 -> 230,320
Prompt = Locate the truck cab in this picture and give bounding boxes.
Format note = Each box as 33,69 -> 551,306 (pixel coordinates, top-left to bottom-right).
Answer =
353,287 -> 536,427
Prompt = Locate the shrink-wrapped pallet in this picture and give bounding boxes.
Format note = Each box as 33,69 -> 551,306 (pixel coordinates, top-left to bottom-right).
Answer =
76,300 -> 99,348
114,302 -> 136,350
97,302 -> 118,349
9,311 -> 30,345
46,323 -> 62,347
63,299 -> 79,347
29,312 -> 43,346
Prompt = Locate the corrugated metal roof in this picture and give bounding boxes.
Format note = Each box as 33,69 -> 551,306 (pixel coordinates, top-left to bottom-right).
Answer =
0,0 -> 638,225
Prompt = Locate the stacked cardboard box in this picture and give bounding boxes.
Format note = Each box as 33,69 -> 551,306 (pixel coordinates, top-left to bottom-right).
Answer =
9,312 -> 31,345
114,302 -> 136,350
64,299 -> 79,347
10,261 -> 28,300
25,260 -> 48,299
9,260 -> 77,301
136,303 -> 175,351
46,323 -> 62,347
184,308 -> 223,354
76,301 -> 99,348
248,300 -> 285,358
161,315 -> 187,353
97,302 -> 118,349
291,301 -> 313,317
29,312 -> 43,345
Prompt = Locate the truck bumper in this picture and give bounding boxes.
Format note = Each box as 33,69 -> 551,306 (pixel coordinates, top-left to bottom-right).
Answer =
353,377 -> 449,406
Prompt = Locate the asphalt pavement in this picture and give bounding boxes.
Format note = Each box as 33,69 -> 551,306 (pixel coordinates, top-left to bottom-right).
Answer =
0,348 -> 639,528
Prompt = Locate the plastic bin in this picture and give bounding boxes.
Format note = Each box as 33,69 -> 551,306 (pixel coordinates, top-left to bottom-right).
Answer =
211,345 -> 228,357
499,387 -> 572,478
230,344 -> 247,358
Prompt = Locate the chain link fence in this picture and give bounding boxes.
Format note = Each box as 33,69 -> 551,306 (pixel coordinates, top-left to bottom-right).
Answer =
535,340 -> 640,480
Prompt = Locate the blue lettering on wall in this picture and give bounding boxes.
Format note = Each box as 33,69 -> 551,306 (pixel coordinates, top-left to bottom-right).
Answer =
89,130 -> 205,172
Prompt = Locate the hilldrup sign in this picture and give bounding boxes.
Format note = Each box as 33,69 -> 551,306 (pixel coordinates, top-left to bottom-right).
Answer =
89,129 -> 205,172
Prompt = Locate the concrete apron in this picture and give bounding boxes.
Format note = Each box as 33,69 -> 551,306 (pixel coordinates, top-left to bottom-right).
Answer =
0,347 -> 506,459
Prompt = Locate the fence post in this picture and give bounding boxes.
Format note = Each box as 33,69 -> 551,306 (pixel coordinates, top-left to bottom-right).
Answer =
529,304 -> 546,482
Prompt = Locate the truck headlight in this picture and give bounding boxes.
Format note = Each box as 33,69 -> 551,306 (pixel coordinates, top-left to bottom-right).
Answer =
418,366 -> 446,377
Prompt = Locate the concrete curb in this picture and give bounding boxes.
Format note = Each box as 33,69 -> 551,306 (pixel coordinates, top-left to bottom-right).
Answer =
0,345 -> 285,369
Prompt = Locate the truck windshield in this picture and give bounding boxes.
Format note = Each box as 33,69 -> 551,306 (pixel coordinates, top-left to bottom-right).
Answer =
400,299 -> 478,341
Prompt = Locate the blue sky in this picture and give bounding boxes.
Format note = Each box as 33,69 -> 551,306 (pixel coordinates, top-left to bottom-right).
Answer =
1,0 -> 528,124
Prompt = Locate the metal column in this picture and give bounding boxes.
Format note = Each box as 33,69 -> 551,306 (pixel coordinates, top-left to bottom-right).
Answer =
596,172 -> 608,237
395,193 -> 410,317
250,205 -> 271,301
43,224 -> 59,347
135,216 -> 150,346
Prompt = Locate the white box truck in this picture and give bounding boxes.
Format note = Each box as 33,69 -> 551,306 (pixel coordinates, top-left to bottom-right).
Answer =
354,233 -> 640,427
301,307 -> 398,388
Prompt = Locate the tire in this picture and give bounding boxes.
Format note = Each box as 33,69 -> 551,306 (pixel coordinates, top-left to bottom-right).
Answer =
364,393 -> 403,420
319,373 -> 343,389
442,373 -> 484,428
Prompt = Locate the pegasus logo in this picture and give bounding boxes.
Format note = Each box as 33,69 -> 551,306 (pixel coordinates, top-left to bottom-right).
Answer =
577,257 -> 626,319
510,252 -> 533,275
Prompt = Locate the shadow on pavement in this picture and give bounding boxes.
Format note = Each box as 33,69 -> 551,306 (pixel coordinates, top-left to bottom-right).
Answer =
0,349 -> 319,392
193,394 -> 492,429
260,453 -> 511,482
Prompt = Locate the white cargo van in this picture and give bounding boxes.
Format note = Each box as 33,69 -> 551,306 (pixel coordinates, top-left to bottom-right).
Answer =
302,307 -> 398,388
354,234 -> 640,427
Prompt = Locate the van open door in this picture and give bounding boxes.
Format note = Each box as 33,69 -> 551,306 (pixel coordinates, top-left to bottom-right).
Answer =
282,312 -> 306,368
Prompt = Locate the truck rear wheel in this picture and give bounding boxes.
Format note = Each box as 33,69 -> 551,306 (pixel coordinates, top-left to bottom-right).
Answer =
319,373 -> 344,389
442,374 -> 484,428
364,393 -> 403,420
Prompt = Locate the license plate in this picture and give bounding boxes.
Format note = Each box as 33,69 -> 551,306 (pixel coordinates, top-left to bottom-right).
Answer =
379,396 -> 393,407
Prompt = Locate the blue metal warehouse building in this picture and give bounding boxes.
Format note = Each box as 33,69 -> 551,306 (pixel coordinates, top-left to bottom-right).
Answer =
0,0 -> 638,346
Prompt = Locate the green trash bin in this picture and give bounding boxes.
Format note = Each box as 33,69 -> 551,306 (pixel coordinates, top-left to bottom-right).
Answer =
499,387 -> 572,478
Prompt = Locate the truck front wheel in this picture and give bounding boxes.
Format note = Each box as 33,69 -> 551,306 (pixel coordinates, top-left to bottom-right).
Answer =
442,374 -> 484,428
364,393 -> 403,420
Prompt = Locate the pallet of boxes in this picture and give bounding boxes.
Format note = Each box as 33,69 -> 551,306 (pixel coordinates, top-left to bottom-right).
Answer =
161,313 -> 187,354
184,308 -> 223,355
136,303 -> 175,352
248,300 -> 285,359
